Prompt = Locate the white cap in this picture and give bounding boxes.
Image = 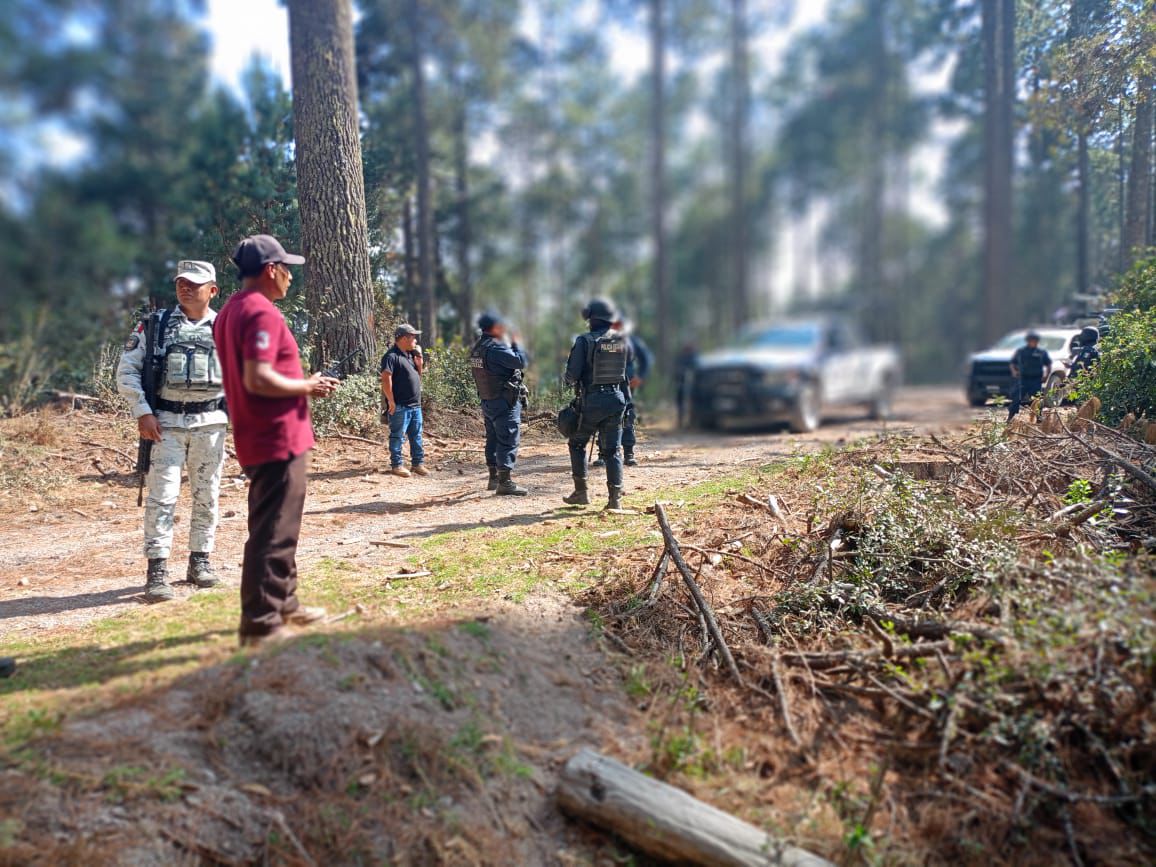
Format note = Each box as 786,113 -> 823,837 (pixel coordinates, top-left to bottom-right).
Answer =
174,260 -> 216,284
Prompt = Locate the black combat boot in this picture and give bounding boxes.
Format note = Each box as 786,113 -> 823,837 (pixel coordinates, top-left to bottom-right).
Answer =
487,466 -> 499,492
605,484 -> 624,511
186,552 -> 222,588
623,452 -> 638,467
591,457 -> 606,468
495,469 -> 528,496
144,558 -> 175,602
563,476 -> 590,506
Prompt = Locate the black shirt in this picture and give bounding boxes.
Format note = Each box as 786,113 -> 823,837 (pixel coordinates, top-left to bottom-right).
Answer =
380,346 -> 422,408
1011,345 -> 1052,380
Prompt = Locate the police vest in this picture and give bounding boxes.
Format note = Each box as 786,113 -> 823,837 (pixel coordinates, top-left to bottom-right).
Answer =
156,313 -> 224,402
470,337 -> 510,401
585,331 -> 629,387
1015,347 -> 1047,379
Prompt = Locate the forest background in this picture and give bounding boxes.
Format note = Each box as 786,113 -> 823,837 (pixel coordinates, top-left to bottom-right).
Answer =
1,0 -> 1153,408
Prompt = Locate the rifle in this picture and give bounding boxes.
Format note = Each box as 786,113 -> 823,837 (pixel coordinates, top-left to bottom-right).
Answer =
319,348 -> 365,381
135,302 -> 160,507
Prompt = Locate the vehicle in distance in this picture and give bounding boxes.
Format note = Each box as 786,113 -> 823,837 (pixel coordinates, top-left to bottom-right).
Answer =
964,328 -> 1082,407
688,317 -> 902,433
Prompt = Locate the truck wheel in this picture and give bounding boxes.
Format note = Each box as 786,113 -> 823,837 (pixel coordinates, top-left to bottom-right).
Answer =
788,385 -> 821,433
869,376 -> 896,420
967,391 -> 988,408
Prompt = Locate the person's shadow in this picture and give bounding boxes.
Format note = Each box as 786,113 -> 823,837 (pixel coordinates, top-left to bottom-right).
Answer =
0,586 -> 142,621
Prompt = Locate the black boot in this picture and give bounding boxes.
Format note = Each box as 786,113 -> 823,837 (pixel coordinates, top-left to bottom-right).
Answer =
605,484 -> 623,511
591,457 -> 606,468
495,469 -> 528,496
487,466 -> 499,492
145,558 -> 175,602
186,552 -> 221,588
0,658 -> 15,679
623,452 -> 638,467
563,476 -> 590,506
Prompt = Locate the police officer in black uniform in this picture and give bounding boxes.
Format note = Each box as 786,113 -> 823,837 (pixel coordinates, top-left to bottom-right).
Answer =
470,311 -> 529,496
1008,330 -> 1053,420
1069,326 -> 1101,375
563,298 -> 633,511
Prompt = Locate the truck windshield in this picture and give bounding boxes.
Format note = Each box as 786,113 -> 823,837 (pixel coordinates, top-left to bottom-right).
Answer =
739,324 -> 821,349
992,332 -> 1070,352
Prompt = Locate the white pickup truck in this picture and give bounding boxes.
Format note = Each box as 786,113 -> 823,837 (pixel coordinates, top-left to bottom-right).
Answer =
688,316 -> 902,433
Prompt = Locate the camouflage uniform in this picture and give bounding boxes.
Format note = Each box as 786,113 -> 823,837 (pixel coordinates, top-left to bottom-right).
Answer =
117,306 -> 227,564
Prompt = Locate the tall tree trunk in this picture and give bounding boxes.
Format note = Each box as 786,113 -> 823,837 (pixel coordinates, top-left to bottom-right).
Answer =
287,0 -> 375,367
1125,76 -> 1155,266
981,0 -> 1015,342
649,0 -> 670,370
728,0 -> 750,329
406,0 -> 437,344
453,84 -> 474,342
402,195 -> 417,323
1077,127 -> 1091,292
862,0 -> 888,342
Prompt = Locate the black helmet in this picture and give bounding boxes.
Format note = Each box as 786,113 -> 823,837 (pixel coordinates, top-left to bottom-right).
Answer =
582,298 -> 617,322
1025,329 -> 1041,341
1079,325 -> 1099,346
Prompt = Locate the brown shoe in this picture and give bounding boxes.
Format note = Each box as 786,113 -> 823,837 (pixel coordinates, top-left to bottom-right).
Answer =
239,627 -> 298,648
411,464 -> 430,477
285,605 -> 327,627
390,466 -> 412,478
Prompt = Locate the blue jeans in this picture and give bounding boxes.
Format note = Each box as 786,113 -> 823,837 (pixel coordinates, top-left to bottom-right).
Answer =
481,397 -> 522,470
388,405 -> 425,467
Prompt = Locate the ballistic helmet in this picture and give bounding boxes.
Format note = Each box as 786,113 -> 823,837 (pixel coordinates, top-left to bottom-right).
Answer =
1025,329 -> 1041,342
582,297 -> 617,322
1079,326 -> 1099,346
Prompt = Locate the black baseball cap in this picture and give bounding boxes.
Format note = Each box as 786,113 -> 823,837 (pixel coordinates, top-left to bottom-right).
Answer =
232,234 -> 305,276
477,310 -> 506,332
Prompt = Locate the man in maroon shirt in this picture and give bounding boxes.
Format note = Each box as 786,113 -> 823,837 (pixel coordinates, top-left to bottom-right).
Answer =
215,234 -> 340,646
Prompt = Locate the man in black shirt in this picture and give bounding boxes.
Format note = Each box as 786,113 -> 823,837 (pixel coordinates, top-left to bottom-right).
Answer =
1008,330 -> 1052,420
380,323 -> 427,477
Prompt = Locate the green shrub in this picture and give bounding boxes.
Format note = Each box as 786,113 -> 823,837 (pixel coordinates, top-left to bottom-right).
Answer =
1111,249 -> 1156,311
309,370 -> 383,438
421,341 -> 477,411
1072,307 -> 1156,425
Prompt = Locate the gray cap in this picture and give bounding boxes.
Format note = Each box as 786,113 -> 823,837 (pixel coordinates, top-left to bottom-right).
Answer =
394,323 -> 421,338
232,234 -> 305,276
174,260 -> 216,284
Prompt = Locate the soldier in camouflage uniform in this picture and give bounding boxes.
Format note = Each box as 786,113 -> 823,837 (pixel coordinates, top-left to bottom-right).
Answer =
117,260 -> 228,602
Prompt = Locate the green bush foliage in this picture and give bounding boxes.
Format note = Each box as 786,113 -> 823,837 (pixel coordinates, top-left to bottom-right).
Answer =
1074,307 -> 1156,424
309,371 -> 382,438
1074,253 -> 1156,425
421,341 -> 478,411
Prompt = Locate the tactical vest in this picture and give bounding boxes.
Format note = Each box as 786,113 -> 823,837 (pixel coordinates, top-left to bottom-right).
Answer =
156,313 -> 224,403
470,337 -> 508,401
587,331 -> 629,387
1016,347 -> 1047,379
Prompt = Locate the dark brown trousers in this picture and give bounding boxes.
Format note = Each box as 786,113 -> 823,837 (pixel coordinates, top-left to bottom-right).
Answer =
239,452 -> 307,637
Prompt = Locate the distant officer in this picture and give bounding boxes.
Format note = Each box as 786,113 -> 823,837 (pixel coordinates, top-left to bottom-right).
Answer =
1069,326 -> 1101,375
469,311 -> 529,496
674,343 -> 698,429
117,260 -> 227,602
1008,330 -> 1053,420
593,312 -> 653,468
563,298 -> 633,511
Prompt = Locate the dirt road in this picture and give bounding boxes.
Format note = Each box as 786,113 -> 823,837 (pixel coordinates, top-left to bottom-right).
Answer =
1,386 -> 980,639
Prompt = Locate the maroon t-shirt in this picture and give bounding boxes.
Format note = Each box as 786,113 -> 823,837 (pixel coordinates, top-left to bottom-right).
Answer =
215,287 -> 315,467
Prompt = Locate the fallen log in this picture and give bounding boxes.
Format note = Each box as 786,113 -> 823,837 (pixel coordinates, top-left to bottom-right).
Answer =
557,749 -> 832,867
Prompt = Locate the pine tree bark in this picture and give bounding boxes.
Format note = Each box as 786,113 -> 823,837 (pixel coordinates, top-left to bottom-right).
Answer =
1125,76 -> 1154,266
286,0 -> 375,368
728,0 -> 750,329
406,0 -> 437,344
649,0 -> 670,370
981,0 -> 1015,342
1077,127 -> 1091,291
862,0 -> 888,342
453,85 -> 474,342
402,195 -> 417,324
